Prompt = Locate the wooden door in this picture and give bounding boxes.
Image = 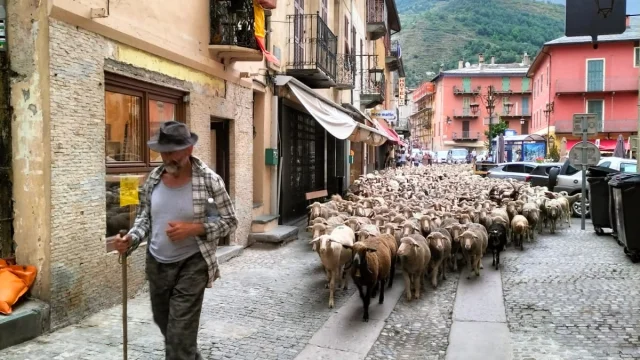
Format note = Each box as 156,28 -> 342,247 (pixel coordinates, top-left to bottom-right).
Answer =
210,120 -> 230,245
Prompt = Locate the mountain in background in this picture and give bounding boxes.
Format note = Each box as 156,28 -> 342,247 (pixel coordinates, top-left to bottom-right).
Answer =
396,0 -> 566,87
396,0 -> 639,88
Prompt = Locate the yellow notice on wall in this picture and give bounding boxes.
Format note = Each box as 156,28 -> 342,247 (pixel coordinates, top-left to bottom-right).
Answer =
120,177 -> 140,207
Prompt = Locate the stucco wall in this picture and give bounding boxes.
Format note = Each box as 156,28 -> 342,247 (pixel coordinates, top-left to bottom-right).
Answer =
46,19 -> 252,328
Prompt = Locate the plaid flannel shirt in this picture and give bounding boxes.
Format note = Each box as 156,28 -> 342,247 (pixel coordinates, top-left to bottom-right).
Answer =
127,156 -> 238,287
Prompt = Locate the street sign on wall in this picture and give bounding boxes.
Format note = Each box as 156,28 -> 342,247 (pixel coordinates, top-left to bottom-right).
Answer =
398,77 -> 406,105
371,109 -> 397,123
568,141 -> 601,167
572,113 -> 599,136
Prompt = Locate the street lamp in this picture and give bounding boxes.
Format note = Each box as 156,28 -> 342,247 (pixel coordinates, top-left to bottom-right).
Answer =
446,116 -> 452,125
471,85 -> 512,157
543,101 -> 555,155
520,118 -> 525,125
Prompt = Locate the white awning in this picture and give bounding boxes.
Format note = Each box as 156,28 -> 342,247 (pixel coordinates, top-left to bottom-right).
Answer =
275,76 -> 357,140
348,122 -> 389,146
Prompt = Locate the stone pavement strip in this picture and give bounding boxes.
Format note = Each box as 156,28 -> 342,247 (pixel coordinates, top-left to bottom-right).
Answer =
3,219 -> 640,360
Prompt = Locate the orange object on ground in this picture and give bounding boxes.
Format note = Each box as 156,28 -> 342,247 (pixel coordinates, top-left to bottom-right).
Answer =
0,270 -> 29,315
4,265 -> 38,288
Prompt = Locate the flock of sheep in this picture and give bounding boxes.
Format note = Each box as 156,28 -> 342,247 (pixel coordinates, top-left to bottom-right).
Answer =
306,164 -> 581,322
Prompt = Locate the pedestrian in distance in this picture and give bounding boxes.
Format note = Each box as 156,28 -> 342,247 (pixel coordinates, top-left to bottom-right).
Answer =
114,121 -> 238,360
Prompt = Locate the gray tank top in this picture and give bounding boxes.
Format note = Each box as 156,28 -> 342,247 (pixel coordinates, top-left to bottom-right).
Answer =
149,180 -> 201,263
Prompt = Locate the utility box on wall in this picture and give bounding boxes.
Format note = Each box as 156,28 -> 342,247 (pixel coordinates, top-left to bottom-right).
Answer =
265,148 -> 278,165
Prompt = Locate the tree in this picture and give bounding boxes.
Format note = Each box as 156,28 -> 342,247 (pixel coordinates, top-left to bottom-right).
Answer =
483,119 -> 509,150
549,142 -> 560,161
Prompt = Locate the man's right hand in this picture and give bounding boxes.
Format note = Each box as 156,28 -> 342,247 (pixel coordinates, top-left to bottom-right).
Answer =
114,233 -> 133,254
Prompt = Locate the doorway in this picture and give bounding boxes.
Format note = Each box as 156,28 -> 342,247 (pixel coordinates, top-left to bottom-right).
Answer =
211,119 -> 231,245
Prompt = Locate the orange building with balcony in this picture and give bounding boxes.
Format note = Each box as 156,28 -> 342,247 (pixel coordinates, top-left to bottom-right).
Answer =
430,54 -> 532,151
527,16 -> 639,153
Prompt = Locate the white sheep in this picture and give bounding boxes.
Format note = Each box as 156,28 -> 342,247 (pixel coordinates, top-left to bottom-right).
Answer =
310,225 -> 355,309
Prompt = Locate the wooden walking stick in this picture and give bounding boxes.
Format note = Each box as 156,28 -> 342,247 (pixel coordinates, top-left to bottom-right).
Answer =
118,229 -> 129,360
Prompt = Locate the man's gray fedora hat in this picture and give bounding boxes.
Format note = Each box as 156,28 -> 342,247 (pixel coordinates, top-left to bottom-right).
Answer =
147,121 -> 198,152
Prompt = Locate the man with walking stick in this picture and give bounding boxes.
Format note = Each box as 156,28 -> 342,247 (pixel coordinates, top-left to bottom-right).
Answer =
114,121 -> 238,359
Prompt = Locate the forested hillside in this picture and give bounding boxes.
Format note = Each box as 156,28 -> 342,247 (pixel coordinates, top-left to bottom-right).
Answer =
396,0 -> 566,87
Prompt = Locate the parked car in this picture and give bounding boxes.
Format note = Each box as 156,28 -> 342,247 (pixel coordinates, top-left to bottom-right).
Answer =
597,156 -> 637,173
525,160 -> 587,217
436,150 -> 449,163
486,162 -> 538,182
449,148 -> 469,164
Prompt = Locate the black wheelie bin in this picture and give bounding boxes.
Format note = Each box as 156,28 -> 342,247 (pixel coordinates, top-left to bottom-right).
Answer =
608,173 -> 640,263
586,166 -> 620,236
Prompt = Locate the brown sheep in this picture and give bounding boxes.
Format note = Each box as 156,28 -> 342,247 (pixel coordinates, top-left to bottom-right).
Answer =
510,215 -> 529,250
458,225 -> 488,279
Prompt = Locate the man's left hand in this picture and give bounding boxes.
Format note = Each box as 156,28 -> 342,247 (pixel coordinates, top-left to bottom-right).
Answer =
166,222 -> 202,241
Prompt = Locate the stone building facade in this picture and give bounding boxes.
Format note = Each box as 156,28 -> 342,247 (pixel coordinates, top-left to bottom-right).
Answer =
10,1 -> 253,328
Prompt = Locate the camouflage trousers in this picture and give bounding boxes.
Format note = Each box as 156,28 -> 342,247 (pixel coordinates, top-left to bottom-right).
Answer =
146,250 -> 209,360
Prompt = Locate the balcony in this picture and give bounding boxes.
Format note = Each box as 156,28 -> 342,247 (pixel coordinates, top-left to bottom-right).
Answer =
286,13 -> 337,89
452,131 -> 481,141
358,55 -> 385,108
499,111 -> 531,119
335,54 -> 355,90
410,108 -> 432,130
554,119 -> 638,133
385,39 -> 401,72
366,0 -> 388,41
452,108 -> 478,118
555,77 -> 639,95
395,118 -> 410,133
453,85 -> 481,95
209,0 -> 263,64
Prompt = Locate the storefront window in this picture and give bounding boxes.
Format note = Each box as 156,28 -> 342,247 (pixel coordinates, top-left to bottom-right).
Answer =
104,73 -> 186,238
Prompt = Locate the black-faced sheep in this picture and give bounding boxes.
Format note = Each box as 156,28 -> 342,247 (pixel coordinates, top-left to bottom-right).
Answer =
343,235 -> 392,322
487,222 -> 507,270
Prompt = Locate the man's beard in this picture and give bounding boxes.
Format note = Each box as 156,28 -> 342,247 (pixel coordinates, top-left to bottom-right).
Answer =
164,161 -> 181,175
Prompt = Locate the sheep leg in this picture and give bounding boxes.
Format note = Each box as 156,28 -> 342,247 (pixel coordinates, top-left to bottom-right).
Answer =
371,282 -> 379,299
388,257 -> 396,289
467,255 -> 475,279
441,260 -> 447,281
431,260 -> 440,288
363,286 -> 372,322
414,273 -> 422,300
378,279 -> 386,304
403,272 -> 412,301
492,249 -> 496,267
475,257 -> 481,277
328,271 -> 336,309
341,267 -> 349,290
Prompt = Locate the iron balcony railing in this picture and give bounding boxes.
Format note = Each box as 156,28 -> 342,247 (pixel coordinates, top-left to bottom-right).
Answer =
453,108 -> 477,117
367,0 -> 388,27
554,119 -> 637,133
209,0 -> 257,49
336,54 -> 356,88
555,77 -> 639,94
390,40 -> 401,58
453,85 -> 482,95
357,54 -> 386,97
286,13 -> 338,82
453,131 -> 481,140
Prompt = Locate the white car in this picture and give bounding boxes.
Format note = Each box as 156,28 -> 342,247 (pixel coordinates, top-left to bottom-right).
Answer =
597,157 -> 637,173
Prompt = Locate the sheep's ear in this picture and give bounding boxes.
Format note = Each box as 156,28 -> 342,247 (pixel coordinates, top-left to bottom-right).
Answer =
306,226 -> 313,233
309,238 -> 320,245
366,247 -> 377,253
342,244 -> 353,250
307,204 -> 314,209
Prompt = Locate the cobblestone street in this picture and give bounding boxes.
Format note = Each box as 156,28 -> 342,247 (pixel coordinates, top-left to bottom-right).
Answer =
2,219 -> 640,360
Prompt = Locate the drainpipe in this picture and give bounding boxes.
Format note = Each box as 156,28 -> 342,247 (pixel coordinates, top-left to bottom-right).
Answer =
0,0 -> 12,258
270,94 -> 279,217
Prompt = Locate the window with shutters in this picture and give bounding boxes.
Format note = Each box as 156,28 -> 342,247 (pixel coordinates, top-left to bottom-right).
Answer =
502,77 -> 510,92
522,77 -> 530,92
462,77 -> 471,92
586,99 -> 604,131
586,59 -> 604,91
321,0 -> 328,22
635,47 -> 640,67
522,97 -> 529,115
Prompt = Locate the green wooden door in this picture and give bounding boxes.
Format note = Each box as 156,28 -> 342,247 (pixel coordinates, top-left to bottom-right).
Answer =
463,77 -> 471,92
522,77 -> 530,91
463,97 -> 471,116
587,59 -> 604,91
502,77 -> 510,91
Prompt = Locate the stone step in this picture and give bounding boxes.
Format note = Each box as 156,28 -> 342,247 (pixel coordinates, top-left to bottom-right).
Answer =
251,214 -> 280,233
216,245 -> 243,264
0,299 -> 50,350
248,225 -> 299,245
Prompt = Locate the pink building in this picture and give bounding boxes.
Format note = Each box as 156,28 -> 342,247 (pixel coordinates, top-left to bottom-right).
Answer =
527,17 -> 639,153
431,54 -> 532,151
